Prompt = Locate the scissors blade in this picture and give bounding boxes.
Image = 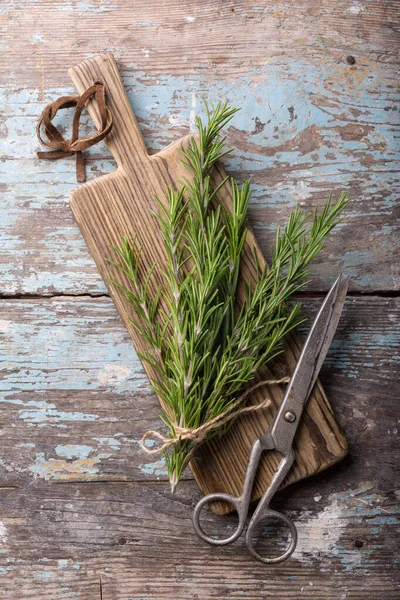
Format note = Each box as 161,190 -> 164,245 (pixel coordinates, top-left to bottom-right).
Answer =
307,275 -> 349,395
264,273 -> 348,455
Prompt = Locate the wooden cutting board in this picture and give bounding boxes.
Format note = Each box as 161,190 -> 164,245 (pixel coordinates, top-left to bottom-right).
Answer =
69,52 -> 347,514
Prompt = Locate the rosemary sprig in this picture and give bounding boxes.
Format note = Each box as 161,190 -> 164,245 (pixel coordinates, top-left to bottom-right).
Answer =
107,102 -> 351,491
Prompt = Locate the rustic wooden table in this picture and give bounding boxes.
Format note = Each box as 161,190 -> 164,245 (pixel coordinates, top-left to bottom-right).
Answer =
1,1 -> 399,598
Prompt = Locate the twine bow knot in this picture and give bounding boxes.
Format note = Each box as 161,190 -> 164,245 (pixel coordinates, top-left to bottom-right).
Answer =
141,376 -> 290,455
36,82 -> 113,183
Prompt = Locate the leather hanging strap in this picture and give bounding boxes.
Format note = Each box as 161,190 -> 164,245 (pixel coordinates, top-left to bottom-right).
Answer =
36,82 -> 113,183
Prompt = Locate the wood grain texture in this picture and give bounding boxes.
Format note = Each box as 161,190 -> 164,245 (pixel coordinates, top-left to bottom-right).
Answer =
0,1 -> 399,295
67,52 -> 347,512
0,296 -> 399,599
0,479 -> 398,600
0,296 -> 398,488
1,0 -> 399,597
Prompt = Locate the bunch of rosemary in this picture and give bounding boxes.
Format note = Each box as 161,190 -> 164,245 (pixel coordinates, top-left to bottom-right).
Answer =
108,102 -> 350,491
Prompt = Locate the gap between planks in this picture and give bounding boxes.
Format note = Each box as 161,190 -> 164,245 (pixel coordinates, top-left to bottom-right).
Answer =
0,291 -> 399,300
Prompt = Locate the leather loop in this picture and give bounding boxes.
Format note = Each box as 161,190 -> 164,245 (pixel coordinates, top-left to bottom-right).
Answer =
36,82 -> 113,183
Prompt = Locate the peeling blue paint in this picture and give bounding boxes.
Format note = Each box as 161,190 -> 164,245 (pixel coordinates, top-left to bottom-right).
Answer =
1,52 -> 398,294
33,570 -> 52,581
142,438 -> 155,449
29,449 -> 111,480
132,20 -> 160,27
93,437 -> 121,449
18,409 -> 100,425
75,0 -> 116,13
55,445 -> 93,460
139,458 -> 168,477
293,482 -> 399,570
0,299 -> 150,402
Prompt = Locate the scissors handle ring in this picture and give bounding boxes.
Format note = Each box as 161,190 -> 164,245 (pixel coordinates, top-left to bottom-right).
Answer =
246,508 -> 298,564
193,492 -> 245,546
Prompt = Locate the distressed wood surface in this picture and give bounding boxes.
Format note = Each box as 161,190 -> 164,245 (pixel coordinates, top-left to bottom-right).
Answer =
0,479 -> 398,600
0,1 -> 399,295
1,0 -> 399,597
0,296 -> 399,598
0,296 -> 398,489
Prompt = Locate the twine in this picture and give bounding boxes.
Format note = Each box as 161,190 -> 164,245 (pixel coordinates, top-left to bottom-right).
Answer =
141,376 -> 290,454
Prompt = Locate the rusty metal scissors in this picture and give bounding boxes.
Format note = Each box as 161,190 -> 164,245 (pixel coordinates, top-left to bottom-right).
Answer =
193,274 -> 348,564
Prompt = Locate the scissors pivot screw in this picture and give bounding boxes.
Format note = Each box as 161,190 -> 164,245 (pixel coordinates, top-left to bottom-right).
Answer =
284,411 -> 296,423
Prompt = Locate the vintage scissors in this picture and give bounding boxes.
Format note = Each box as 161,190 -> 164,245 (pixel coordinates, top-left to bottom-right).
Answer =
193,273 -> 348,564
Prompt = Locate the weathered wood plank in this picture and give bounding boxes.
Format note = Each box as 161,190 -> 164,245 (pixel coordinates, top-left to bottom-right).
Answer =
0,296 -> 398,492
0,1 -> 399,294
1,1 -> 399,86
0,478 -> 398,599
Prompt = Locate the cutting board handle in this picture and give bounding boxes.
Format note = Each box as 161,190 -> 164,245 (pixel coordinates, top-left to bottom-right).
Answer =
68,53 -> 149,170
